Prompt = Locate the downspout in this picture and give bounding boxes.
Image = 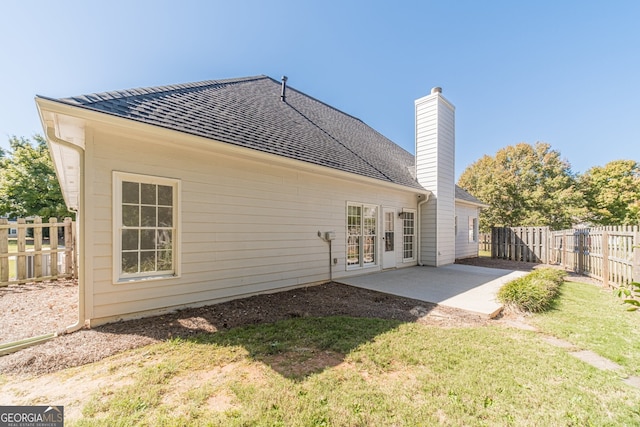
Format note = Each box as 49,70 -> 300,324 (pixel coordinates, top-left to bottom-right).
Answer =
45,126 -> 86,335
416,192 -> 430,266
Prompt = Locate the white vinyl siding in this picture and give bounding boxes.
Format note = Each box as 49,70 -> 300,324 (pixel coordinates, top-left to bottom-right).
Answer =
402,209 -> 416,261
415,90 -> 456,266
347,203 -> 378,269
455,203 -> 481,259
83,126 -> 419,325
113,172 -> 180,283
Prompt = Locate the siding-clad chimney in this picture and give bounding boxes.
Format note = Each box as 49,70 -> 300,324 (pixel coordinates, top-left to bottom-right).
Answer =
415,87 -> 456,266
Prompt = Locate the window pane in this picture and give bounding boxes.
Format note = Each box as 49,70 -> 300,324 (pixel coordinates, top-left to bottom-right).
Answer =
122,229 -> 139,251
364,236 -> 375,264
157,207 -> 172,227
157,230 -> 172,250
347,236 -> 360,265
122,182 -> 139,204
157,250 -> 172,271
140,251 -> 156,272
122,205 -> 139,227
158,185 -> 173,206
141,183 -> 156,205
117,174 -> 177,279
141,206 -> 157,227
122,252 -> 138,274
140,229 -> 156,250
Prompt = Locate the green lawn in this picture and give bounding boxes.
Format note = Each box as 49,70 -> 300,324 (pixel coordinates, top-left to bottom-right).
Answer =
63,282 -> 640,426
531,280 -> 640,376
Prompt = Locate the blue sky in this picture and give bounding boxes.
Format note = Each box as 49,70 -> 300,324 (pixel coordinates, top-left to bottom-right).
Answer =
1,0 -> 638,179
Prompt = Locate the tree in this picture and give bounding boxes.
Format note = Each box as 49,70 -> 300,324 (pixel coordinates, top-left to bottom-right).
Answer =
0,135 -> 73,219
458,142 -> 586,231
580,160 -> 640,226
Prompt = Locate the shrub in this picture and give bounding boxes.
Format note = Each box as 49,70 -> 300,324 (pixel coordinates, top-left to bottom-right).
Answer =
497,268 -> 567,313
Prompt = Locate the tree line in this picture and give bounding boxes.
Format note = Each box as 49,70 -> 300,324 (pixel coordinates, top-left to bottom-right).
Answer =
0,135 -> 73,220
458,142 -> 640,232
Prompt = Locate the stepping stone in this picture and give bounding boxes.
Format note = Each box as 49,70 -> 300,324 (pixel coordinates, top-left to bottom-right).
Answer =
570,350 -> 623,371
623,376 -> 640,389
542,336 -> 575,349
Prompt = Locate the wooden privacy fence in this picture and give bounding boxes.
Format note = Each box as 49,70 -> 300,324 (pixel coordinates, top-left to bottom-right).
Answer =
0,217 -> 76,287
549,226 -> 640,288
490,226 -> 549,263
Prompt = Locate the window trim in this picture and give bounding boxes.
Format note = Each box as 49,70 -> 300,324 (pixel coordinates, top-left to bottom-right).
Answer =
402,208 -> 417,262
468,216 -> 478,243
113,171 -> 181,284
346,202 -> 378,270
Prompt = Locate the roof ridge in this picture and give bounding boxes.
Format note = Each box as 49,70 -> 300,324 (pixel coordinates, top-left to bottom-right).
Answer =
61,75 -> 268,105
263,76 -> 370,126
286,102 -> 396,183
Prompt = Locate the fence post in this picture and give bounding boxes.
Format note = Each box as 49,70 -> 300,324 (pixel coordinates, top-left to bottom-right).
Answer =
633,229 -> 640,283
49,217 -> 59,278
64,217 -> 73,277
17,218 -> 26,281
491,227 -> 497,258
542,227 -> 549,264
562,231 -> 567,270
577,230 -> 584,275
0,218 -> 8,286
34,216 -> 43,280
602,230 -> 609,287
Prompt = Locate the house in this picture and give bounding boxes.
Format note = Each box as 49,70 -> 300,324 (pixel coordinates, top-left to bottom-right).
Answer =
0,215 -> 18,238
36,75 -> 486,327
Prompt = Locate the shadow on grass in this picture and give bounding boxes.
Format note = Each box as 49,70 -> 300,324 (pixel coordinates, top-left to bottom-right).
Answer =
188,316 -> 404,381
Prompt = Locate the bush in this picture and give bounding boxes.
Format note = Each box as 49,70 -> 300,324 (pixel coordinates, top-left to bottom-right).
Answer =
497,268 -> 567,312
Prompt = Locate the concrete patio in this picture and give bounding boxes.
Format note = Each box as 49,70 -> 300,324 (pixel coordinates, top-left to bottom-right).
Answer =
339,264 -> 529,318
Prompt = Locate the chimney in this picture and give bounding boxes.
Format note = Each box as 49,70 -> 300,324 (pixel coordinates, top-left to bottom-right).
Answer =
415,87 -> 456,266
280,76 -> 288,102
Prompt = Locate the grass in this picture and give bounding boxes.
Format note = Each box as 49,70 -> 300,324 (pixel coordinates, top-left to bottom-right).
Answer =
63,308 -> 640,426
531,280 -> 640,376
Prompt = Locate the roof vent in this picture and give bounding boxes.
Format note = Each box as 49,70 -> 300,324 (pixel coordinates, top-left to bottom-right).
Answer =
431,87 -> 442,94
281,76 -> 288,102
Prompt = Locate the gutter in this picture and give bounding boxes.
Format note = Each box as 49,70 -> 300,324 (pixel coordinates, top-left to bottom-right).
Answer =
45,126 -> 86,335
416,192 -> 430,266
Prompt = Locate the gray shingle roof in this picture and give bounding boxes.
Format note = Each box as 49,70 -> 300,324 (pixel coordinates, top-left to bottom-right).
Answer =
49,75 -> 424,190
455,186 -> 487,207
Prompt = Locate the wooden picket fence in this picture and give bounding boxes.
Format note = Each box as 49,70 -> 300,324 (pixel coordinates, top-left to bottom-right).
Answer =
0,217 -> 76,287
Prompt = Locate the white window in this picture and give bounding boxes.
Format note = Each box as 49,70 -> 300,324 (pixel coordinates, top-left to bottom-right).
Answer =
468,217 -> 478,243
347,203 -> 377,268
113,172 -> 180,282
402,209 -> 416,261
